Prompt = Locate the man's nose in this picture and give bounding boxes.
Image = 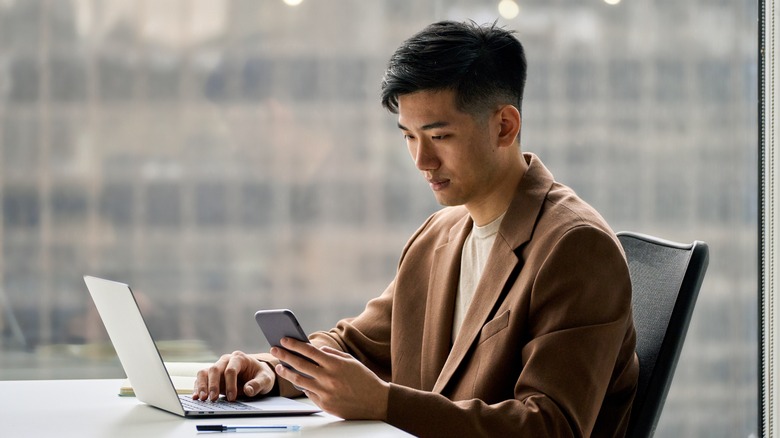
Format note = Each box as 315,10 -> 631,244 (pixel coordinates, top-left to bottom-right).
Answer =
414,139 -> 439,171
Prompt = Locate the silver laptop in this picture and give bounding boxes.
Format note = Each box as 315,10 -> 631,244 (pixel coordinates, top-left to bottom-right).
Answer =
83,275 -> 320,417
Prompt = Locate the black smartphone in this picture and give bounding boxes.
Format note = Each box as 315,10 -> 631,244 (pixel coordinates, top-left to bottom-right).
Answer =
254,309 -> 317,379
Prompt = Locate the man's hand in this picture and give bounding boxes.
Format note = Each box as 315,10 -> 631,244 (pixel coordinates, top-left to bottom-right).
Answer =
193,351 -> 276,402
271,338 -> 390,421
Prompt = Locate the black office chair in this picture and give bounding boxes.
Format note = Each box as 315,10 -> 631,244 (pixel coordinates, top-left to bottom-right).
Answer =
617,231 -> 709,438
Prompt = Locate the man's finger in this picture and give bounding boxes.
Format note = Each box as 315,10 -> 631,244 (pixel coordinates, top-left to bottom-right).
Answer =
243,362 -> 275,397
206,355 -> 230,401
223,354 -> 247,401
271,346 -> 322,378
275,362 -> 317,394
279,338 -> 327,364
193,368 -> 209,400
320,346 -> 352,358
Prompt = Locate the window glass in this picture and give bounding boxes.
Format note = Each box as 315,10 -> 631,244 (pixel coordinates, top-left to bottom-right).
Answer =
8,57 -> 40,102
0,1 -> 757,435
50,54 -> 88,103
2,115 -> 39,173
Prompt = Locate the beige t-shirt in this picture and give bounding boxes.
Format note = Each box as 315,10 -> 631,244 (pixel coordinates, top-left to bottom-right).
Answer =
453,212 -> 506,340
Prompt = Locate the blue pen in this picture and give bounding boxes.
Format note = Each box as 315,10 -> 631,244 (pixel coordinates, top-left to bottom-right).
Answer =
197,424 -> 301,433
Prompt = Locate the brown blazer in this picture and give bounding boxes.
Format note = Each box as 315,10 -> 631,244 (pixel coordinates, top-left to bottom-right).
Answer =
278,153 -> 639,437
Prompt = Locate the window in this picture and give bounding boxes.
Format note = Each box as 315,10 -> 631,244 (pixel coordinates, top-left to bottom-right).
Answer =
0,1 -> 757,435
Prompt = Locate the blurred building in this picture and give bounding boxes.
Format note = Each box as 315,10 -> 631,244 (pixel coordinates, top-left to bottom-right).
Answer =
0,0 -> 757,436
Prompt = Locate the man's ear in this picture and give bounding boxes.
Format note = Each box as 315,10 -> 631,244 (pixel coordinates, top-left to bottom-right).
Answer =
496,105 -> 521,148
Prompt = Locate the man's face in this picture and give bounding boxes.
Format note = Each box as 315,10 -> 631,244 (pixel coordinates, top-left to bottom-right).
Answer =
397,89 -> 504,209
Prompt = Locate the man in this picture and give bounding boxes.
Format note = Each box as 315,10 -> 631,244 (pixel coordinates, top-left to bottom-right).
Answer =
195,20 -> 638,437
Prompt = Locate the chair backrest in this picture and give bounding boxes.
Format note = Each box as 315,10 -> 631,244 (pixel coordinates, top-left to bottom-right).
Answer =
617,231 -> 709,438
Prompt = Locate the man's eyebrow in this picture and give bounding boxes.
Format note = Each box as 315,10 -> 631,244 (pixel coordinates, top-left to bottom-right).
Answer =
397,121 -> 451,131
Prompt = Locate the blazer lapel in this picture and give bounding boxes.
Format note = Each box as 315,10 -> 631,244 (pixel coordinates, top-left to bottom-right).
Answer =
420,215 -> 472,391
432,238 -> 519,393
431,152 -> 554,394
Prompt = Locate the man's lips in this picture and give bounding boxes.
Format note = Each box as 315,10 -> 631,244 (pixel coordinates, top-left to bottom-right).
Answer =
427,178 -> 450,191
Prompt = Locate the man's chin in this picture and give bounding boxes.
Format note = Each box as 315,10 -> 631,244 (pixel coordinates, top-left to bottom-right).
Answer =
432,194 -> 461,207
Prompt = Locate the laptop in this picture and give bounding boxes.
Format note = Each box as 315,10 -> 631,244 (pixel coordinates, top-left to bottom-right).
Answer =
83,275 -> 320,417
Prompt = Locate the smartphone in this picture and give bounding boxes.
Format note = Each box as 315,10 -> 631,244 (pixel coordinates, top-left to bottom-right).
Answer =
254,309 -> 317,380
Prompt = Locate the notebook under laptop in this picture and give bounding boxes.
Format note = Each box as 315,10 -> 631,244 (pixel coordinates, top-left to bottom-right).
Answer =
83,275 -> 320,417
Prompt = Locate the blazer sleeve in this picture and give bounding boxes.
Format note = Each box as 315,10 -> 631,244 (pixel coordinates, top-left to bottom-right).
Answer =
308,281 -> 395,381
384,225 -> 635,437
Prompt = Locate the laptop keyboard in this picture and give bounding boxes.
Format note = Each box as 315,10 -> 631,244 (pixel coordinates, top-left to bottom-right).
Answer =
180,396 -> 259,412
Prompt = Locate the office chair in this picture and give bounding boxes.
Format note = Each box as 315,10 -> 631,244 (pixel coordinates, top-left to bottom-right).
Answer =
617,231 -> 709,438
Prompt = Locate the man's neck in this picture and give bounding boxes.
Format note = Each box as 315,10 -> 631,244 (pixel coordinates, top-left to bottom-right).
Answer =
467,150 -> 528,226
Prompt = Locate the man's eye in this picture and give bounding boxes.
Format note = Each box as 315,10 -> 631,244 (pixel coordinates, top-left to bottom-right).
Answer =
432,135 -> 447,140
403,134 -> 414,140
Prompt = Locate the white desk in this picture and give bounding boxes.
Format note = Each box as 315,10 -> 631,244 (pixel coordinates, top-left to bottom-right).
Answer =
2,379 -> 411,438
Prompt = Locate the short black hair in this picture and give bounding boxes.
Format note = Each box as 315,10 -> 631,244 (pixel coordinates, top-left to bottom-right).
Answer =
381,20 -> 527,117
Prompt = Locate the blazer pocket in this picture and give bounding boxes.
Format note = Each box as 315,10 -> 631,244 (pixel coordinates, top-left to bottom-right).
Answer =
478,309 -> 510,344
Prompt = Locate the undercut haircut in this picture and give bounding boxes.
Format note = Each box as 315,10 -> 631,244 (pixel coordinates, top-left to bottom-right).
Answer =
381,20 -> 527,118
